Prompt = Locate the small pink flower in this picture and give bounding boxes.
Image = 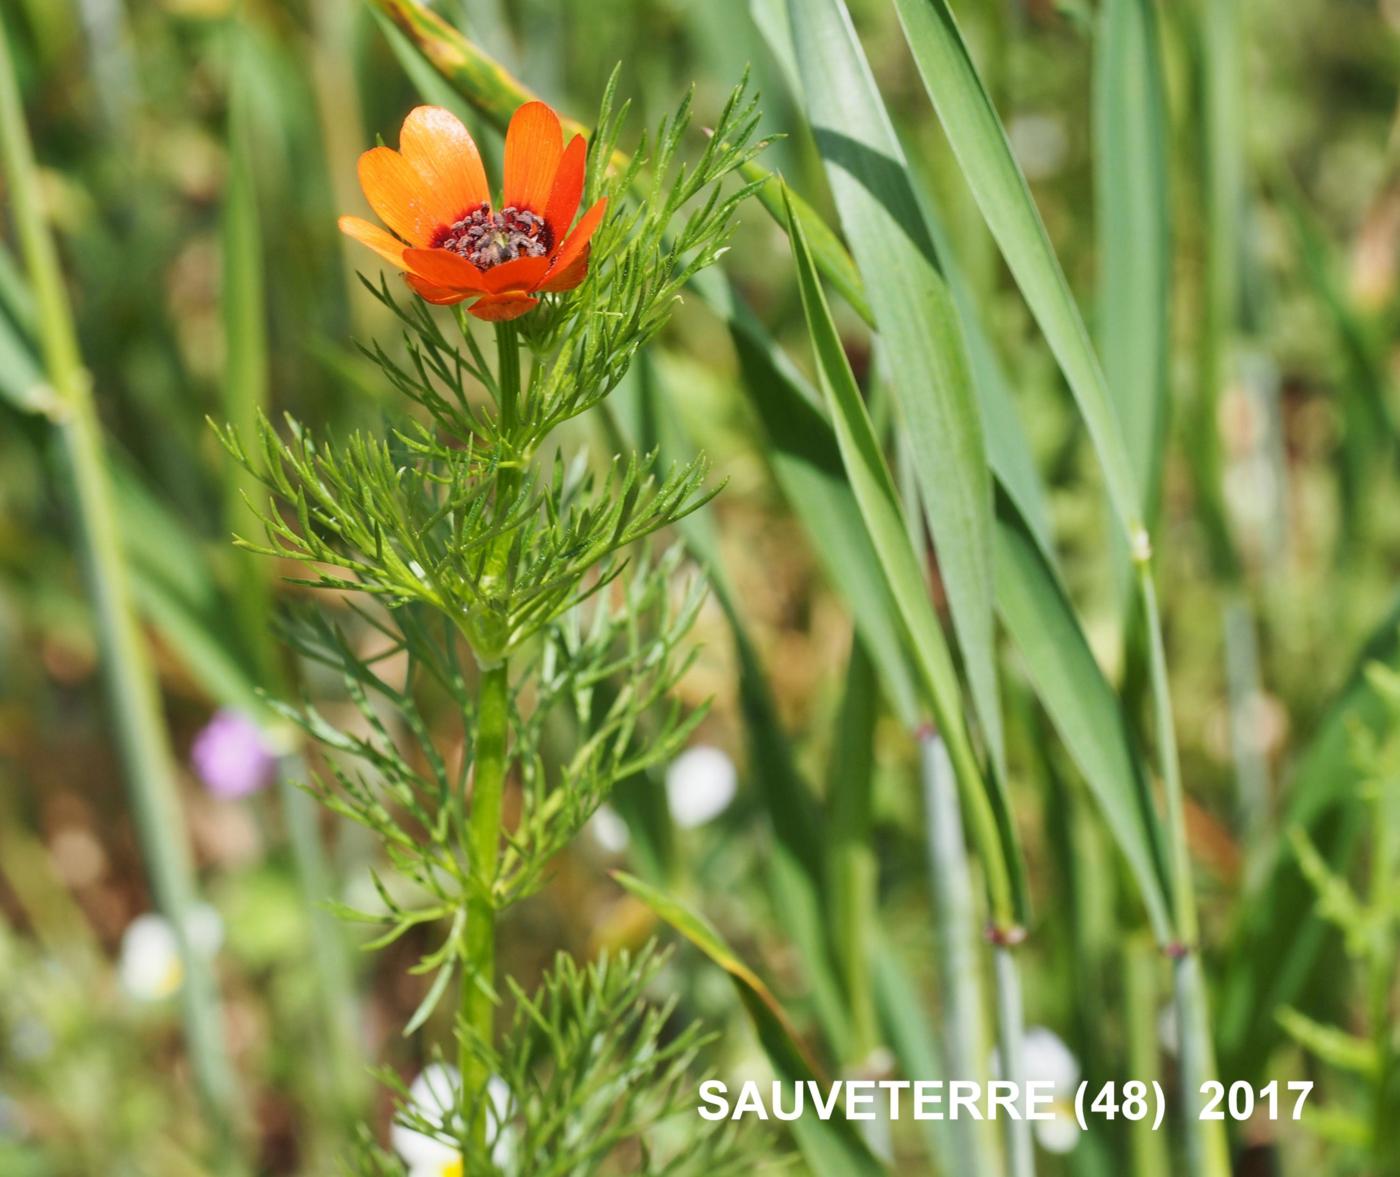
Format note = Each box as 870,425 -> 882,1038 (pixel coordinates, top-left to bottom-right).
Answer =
191,709 -> 277,799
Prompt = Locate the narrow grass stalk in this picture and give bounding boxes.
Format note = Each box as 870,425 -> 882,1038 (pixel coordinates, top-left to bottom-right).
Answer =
869,34 -> 1218,1146
1124,937 -> 1171,1177
0,23 -> 245,1170
920,733 -> 999,1175
222,28 -> 364,1117
783,188 -> 1020,933
1138,566 -> 1231,1177
992,944 -> 1034,1177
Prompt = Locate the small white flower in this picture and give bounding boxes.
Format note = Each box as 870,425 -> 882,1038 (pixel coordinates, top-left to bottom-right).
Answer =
1021,1026 -> 1080,1155
665,745 -> 736,829
391,1063 -> 513,1175
119,914 -> 182,1001
588,804 -> 630,854
118,905 -> 223,1003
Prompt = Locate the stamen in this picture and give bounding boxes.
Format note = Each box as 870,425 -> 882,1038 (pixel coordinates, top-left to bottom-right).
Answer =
434,205 -> 552,270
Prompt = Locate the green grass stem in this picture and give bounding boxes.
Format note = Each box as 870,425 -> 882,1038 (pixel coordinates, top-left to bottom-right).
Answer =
0,21 -> 246,1171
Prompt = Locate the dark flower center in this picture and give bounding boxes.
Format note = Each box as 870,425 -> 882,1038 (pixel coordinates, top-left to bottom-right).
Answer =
434,204 -> 552,270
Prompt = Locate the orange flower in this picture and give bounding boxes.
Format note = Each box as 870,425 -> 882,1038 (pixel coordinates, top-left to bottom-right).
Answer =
339,102 -> 607,322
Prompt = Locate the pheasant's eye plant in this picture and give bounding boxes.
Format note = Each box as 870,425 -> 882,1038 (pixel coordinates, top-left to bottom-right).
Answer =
218,77 -> 768,1174
339,101 -> 607,322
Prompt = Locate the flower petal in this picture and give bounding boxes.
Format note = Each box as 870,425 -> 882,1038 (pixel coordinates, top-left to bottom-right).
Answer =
402,248 -> 489,292
541,197 -> 606,289
479,255 -> 551,294
338,216 -> 409,270
405,274 -> 471,305
358,147 -> 440,246
502,101 -> 563,216
400,106 -> 490,223
467,292 -> 539,321
543,134 -> 587,242
536,247 -> 590,293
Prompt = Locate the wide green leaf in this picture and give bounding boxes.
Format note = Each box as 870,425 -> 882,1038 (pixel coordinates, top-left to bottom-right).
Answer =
994,496 -> 1173,941
920,195 -> 1055,561
891,0 -> 1143,541
750,150 -> 1057,563
826,639 -> 880,1062
746,4 -> 1056,558
1188,0 -> 1246,576
785,0 -> 1004,779
785,186 -> 1023,928
693,268 -> 923,728
1095,0 -> 1170,523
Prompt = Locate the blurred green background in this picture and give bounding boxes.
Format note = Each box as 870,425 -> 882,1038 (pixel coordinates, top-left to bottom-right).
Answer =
3,0 -> 1400,1174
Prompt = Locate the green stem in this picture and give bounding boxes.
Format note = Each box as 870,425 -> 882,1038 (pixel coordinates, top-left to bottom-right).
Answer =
459,319 -> 523,1154
1124,937 -> 1171,1177
1139,569 -> 1195,948
462,658 -> 507,1153
0,23 -> 245,1170
1138,561 -> 1230,1177
496,318 -> 520,436
993,944 -> 1034,1177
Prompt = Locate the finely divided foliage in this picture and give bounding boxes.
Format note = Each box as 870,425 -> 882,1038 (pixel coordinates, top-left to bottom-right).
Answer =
219,79 -> 769,1174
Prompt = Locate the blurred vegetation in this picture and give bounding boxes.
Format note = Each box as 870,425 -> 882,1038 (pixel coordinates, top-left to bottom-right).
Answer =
2,0 -> 1400,1174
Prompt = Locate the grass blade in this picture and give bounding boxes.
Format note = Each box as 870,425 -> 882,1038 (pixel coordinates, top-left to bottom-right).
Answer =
1189,0 -> 1246,576
890,0 -> 1143,545
613,872 -> 886,1176
785,0 -> 1004,781
991,940 -> 1033,1177
993,498 -> 1173,941
890,9 -> 1230,1167
827,638 -> 880,1064
1095,0 -> 1170,525
784,185 -> 1023,930
694,268 -> 923,729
